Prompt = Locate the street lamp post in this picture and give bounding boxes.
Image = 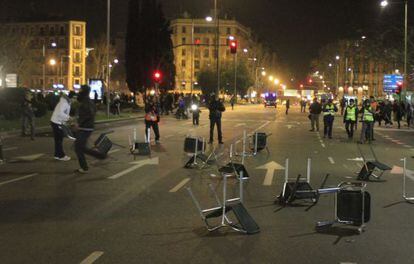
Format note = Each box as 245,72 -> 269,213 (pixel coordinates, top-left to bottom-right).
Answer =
381,0 -> 409,100
214,0 -> 220,96
106,0 -> 111,117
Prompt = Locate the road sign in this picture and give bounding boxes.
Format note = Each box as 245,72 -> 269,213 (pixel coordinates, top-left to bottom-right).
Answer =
383,74 -> 403,93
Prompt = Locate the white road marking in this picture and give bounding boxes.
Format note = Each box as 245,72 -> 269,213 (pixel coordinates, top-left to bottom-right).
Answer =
347,157 -> 364,161
15,153 -> 44,161
404,145 -> 412,148
108,157 -> 159,180
286,125 -> 293,129
164,135 -> 174,139
321,143 -> 326,148
254,121 -> 271,132
169,178 -> 191,192
256,161 -> 285,186
328,157 -> 335,164
80,251 -> 104,264
107,149 -> 120,154
235,123 -> 246,127
3,147 -> 18,151
0,173 -> 38,187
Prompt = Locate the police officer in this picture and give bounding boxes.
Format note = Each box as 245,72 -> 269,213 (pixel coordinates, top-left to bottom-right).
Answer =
359,99 -> 375,144
208,95 -> 225,144
322,98 -> 338,139
343,99 -> 358,139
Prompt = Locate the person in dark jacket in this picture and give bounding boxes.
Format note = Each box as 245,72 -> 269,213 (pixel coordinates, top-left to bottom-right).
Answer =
74,85 -> 105,173
309,97 -> 322,131
285,99 -> 290,115
144,98 -> 160,143
208,95 -> 225,144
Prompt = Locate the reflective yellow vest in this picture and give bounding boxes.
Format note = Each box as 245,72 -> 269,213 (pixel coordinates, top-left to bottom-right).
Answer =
363,107 -> 374,122
346,106 -> 356,121
324,104 -> 335,116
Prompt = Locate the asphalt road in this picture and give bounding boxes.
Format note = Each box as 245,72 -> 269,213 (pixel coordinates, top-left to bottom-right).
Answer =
0,104 -> 413,264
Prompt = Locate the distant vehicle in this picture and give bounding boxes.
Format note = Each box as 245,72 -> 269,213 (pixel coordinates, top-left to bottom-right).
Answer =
263,92 -> 277,108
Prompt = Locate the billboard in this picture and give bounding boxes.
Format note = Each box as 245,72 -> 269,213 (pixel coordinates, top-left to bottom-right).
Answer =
383,74 -> 403,93
284,89 -> 298,97
5,74 -> 18,88
89,79 -> 104,100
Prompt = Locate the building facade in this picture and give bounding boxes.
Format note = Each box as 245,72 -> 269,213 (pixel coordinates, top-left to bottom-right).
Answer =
2,20 -> 86,90
170,18 -> 255,92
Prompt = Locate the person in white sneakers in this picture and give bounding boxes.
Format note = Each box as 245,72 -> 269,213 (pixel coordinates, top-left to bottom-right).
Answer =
50,93 -> 73,161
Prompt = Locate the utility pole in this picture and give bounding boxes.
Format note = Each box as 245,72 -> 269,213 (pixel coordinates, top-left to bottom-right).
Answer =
403,0 -> 408,101
234,51 -> 237,101
106,0 -> 111,117
214,0 -> 220,97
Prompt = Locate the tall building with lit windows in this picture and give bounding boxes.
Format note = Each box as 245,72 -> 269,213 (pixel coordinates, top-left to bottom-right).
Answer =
2,20 -> 86,90
170,17 -> 256,92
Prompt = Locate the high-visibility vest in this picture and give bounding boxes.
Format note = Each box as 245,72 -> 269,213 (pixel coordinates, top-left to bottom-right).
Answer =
345,106 -> 356,121
324,104 -> 335,116
363,107 -> 374,122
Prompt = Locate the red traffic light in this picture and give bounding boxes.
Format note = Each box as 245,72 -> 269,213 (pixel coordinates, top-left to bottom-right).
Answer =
396,81 -> 403,94
229,40 -> 237,54
308,78 -> 313,84
300,84 -> 304,88
153,71 -> 162,83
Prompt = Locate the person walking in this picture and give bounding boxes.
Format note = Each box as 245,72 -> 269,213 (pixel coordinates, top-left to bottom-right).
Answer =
406,103 -> 412,128
285,99 -> 290,115
74,85 -> 105,174
144,98 -> 160,144
50,93 -> 73,161
208,95 -> 225,144
191,102 -> 201,126
343,99 -> 358,139
322,99 -> 338,139
230,95 -> 236,110
393,101 -> 404,129
358,100 -> 375,144
309,97 -> 322,131
384,99 -> 393,127
21,93 -> 35,140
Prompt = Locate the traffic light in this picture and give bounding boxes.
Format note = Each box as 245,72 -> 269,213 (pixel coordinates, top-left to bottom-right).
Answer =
229,40 -> 237,54
308,78 -> 313,84
153,71 -> 162,83
396,81 -> 402,95
194,38 -> 201,45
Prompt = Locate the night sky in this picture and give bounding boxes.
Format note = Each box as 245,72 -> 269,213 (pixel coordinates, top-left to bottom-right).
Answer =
0,0 -> 409,79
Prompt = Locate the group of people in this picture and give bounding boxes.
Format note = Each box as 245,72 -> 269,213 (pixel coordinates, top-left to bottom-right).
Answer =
307,96 -> 412,144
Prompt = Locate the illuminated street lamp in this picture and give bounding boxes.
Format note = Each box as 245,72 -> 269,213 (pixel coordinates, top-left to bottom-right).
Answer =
335,55 -> 340,60
274,79 -> 280,85
269,75 -> 274,81
205,16 -> 213,22
261,71 -> 266,76
381,0 -> 409,100
328,63 -> 333,67
49,59 -> 57,66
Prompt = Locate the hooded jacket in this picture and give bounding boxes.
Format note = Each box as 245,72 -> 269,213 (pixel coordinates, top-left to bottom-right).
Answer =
51,95 -> 71,125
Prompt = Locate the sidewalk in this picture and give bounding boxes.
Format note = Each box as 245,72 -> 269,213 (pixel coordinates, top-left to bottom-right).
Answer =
0,111 -> 144,139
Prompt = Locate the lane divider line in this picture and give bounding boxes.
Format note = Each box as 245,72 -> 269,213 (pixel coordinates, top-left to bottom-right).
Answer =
169,178 -> 191,192
80,251 -> 104,264
328,157 -> 335,164
0,173 -> 38,187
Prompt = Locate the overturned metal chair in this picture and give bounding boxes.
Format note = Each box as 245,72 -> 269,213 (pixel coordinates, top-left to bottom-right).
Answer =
186,171 -> 260,234
183,136 -> 217,169
402,158 -> 414,203
356,144 -> 391,181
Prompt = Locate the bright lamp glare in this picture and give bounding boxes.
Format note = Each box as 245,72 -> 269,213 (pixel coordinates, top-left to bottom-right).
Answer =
205,16 -> 213,22
380,0 -> 388,7
191,104 -> 198,111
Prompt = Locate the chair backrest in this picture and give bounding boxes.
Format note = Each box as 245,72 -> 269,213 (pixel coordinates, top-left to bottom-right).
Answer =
184,137 -> 204,153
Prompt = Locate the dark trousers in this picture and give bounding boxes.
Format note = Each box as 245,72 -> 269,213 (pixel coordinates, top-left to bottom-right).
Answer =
323,116 -> 334,138
360,122 -> 373,143
21,115 -> 35,139
145,121 -> 160,141
210,118 -> 222,143
51,122 -> 65,158
286,107 -> 289,115
75,130 -> 104,170
345,120 -> 355,138
193,115 -> 199,125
